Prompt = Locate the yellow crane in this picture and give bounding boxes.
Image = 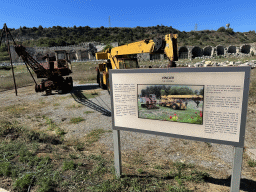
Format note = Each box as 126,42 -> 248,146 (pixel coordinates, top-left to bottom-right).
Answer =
95,34 -> 178,92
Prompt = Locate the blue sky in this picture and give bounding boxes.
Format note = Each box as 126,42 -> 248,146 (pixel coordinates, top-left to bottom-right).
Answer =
1,0 -> 256,32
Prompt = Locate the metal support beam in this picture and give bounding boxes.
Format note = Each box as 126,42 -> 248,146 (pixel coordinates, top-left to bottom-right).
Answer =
230,147 -> 243,192
113,129 -> 122,177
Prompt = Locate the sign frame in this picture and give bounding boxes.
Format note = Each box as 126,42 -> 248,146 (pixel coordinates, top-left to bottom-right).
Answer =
110,67 -> 250,147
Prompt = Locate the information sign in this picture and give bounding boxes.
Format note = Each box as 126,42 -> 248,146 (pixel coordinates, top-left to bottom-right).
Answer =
110,67 -> 251,192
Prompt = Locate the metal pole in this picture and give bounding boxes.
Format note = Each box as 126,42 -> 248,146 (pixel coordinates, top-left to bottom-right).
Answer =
24,63 -> 37,85
113,129 -> 122,177
230,146 -> 243,192
5,25 -> 18,96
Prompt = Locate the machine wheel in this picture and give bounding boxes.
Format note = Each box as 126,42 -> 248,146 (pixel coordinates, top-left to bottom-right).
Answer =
107,79 -> 110,94
46,89 -> 52,95
70,77 -> 73,88
97,69 -> 101,86
58,89 -> 63,94
172,104 -> 178,110
99,74 -> 104,89
146,101 -> 149,109
67,77 -> 73,91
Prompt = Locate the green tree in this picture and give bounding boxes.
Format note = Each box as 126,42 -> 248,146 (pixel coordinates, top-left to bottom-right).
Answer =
103,44 -> 113,51
199,88 -> 204,96
141,89 -> 146,97
226,28 -> 234,35
161,89 -> 167,96
217,27 -> 226,32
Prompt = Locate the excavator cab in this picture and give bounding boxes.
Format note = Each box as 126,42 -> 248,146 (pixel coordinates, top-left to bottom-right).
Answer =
118,58 -> 138,69
56,50 -> 66,60
55,50 -> 72,71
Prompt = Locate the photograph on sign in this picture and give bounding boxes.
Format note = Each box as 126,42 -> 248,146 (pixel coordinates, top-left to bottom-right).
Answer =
138,84 -> 204,125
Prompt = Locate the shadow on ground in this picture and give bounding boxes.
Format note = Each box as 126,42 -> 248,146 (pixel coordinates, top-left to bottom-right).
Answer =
72,84 -> 100,91
123,174 -> 256,191
40,84 -> 100,96
207,176 -> 256,192
71,90 -> 111,117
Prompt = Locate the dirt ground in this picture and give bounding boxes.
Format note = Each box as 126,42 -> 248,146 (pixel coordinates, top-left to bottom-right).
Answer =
0,73 -> 256,191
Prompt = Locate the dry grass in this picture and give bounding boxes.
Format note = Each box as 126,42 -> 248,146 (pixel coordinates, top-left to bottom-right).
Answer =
249,67 -> 256,99
70,61 -> 101,84
0,72 -> 34,92
1,58 -> 255,92
0,61 -> 99,92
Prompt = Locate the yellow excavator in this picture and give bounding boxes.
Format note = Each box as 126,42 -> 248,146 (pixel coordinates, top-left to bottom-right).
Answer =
95,34 -> 178,92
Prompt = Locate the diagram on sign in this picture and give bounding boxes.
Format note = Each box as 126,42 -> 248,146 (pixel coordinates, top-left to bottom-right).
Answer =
138,84 -> 204,125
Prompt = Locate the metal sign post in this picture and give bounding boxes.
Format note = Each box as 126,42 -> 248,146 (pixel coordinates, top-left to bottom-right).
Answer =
231,147 -> 244,192
113,129 -> 122,178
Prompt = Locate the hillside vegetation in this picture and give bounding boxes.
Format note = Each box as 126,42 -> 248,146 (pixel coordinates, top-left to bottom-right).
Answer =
1,25 -> 256,62
1,25 -> 256,48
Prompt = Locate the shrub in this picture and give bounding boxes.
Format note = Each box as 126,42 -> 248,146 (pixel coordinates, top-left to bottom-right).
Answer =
103,44 -> 113,52
14,173 -> 34,191
70,117 -> 85,124
62,160 -> 75,171
217,27 -> 226,32
226,28 -> 234,35
248,160 -> 256,167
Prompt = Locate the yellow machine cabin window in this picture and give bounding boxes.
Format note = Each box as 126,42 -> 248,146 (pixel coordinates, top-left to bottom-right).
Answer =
119,62 -> 125,69
125,60 -> 137,69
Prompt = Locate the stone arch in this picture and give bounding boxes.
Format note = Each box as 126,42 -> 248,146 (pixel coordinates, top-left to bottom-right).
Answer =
217,46 -> 224,55
192,47 -> 203,58
178,47 -> 188,59
227,46 -> 236,53
241,45 -> 250,54
203,46 -> 212,56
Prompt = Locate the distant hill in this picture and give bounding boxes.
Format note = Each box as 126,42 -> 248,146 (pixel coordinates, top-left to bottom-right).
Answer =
1,25 -> 256,62
1,25 -> 255,48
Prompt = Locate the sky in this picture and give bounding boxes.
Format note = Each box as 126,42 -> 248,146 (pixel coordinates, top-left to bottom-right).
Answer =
1,0 -> 256,32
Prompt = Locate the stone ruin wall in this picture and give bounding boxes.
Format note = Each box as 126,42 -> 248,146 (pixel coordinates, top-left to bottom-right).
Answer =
139,43 -> 256,61
177,43 -> 256,60
9,42 -> 118,62
9,42 -> 256,63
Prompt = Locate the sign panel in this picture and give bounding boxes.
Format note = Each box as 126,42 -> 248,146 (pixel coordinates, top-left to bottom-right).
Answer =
110,67 -> 250,147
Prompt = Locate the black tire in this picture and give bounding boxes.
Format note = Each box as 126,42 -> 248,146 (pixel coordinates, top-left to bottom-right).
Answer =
97,68 -> 100,85
46,89 -> 52,95
68,77 -> 73,89
172,104 -> 178,110
100,74 -> 104,89
107,78 -> 110,94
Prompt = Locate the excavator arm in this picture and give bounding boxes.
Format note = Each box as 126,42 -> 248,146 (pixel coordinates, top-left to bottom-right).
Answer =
96,34 -> 178,65
96,33 -> 178,92
14,45 -> 52,78
0,23 -> 73,95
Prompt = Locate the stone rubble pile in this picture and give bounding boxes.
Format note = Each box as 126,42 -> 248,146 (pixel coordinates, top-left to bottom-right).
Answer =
139,60 -> 256,69
177,60 -> 256,69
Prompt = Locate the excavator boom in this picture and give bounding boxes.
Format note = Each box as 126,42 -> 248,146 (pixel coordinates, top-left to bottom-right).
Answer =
0,23 -> 73,95
14,45 -> 52,78
95,33 -> 178,92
